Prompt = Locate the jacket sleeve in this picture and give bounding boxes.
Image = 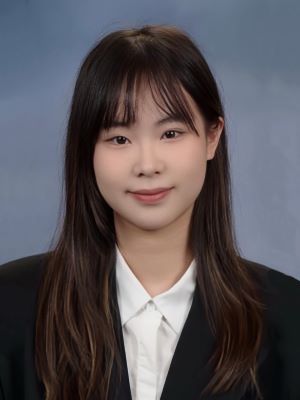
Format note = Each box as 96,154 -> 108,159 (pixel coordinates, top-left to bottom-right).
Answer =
0,254 -> 48,400
0,381 -> 4,400
267,268 -> 300,399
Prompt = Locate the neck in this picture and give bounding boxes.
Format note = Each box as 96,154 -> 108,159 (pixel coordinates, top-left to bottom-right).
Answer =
114,211 -> 194,297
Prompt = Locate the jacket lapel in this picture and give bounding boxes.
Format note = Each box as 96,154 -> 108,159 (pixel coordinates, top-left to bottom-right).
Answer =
108,267 -> 132,400
159,285 -> 216,400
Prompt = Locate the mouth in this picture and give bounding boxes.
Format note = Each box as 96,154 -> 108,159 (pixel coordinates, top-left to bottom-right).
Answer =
129,187 -> 172,195
128,188 -> 173,203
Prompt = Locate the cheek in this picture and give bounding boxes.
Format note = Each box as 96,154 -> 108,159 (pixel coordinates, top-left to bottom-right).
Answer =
93,146 -> 127,196
93,147 -> 112,189
93,147 -> 103,185
174,143 -> 207,178
182,161 -> 207,193
174,145 -> 207,203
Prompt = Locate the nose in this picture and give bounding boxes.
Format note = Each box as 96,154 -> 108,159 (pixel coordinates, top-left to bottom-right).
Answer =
133,142 -> 164,176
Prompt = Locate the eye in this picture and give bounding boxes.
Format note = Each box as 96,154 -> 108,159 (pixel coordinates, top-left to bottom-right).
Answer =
162,130 -> 184,139
108,136 -> 129,145
107,130 -> 185,145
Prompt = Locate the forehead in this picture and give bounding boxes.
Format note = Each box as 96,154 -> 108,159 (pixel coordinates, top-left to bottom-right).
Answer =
114,78 -> 200,126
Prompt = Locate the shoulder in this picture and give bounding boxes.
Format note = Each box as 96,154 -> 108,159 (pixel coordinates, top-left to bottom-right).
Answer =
0,252 -> 51,280
241,257 -> 300,309
240,257 -> 300,348
0,252 -> 51,293
0,254 -> 51,397
0,252 -> 51,327
242,258 -> 300,392
241,257 -> 300,323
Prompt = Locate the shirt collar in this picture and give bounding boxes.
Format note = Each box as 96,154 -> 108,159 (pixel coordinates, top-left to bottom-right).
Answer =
115,244 -> 197,334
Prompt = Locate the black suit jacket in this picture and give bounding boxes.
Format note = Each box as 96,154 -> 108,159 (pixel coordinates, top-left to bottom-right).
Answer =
0,253 -> 300,400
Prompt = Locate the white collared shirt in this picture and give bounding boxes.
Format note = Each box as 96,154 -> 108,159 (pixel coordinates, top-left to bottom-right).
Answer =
115,244 -> 197,400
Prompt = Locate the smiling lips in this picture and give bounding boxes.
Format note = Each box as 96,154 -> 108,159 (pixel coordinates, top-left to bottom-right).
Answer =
130,187 -> 172,195
129,188 -> 173,204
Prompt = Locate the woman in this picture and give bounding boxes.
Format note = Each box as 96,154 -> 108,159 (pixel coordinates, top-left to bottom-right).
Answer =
0,24 -> 299,400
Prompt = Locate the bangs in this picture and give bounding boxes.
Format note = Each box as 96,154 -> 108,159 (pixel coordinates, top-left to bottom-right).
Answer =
100,66 -> 199,135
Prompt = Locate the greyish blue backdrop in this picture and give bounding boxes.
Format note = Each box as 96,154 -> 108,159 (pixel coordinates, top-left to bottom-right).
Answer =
0,0 -> 299,279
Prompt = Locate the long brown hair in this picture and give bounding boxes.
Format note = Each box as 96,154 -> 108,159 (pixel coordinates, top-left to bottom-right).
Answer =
35,24 -> 267,399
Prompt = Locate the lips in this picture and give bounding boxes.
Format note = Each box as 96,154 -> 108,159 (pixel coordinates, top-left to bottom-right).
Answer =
130,187 -> 172,195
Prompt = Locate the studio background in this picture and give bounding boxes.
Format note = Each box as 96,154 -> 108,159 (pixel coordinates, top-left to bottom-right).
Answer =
0,0 -> 299,280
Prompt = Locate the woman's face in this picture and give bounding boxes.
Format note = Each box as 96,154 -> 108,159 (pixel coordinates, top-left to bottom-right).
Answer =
93,84 -> 223,233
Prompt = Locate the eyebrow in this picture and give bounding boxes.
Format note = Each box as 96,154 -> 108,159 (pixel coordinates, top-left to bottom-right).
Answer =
110,115 -> 187,128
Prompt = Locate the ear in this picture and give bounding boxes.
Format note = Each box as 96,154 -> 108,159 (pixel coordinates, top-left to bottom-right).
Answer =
206,117 -> 224,160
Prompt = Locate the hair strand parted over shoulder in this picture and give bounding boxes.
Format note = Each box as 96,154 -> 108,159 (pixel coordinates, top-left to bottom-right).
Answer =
35,24 -> 267,399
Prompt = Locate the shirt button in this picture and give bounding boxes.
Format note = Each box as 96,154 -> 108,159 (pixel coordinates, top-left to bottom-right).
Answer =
146,300 -> 156,311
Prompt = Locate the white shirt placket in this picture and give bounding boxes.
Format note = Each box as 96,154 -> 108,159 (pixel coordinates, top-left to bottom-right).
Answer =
125,301 -> 163,400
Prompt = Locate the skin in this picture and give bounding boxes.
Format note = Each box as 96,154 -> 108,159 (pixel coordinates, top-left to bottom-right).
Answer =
93,83 -> 224,297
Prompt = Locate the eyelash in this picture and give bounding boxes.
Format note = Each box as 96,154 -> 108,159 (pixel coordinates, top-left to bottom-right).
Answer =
106,130 -> 185,145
